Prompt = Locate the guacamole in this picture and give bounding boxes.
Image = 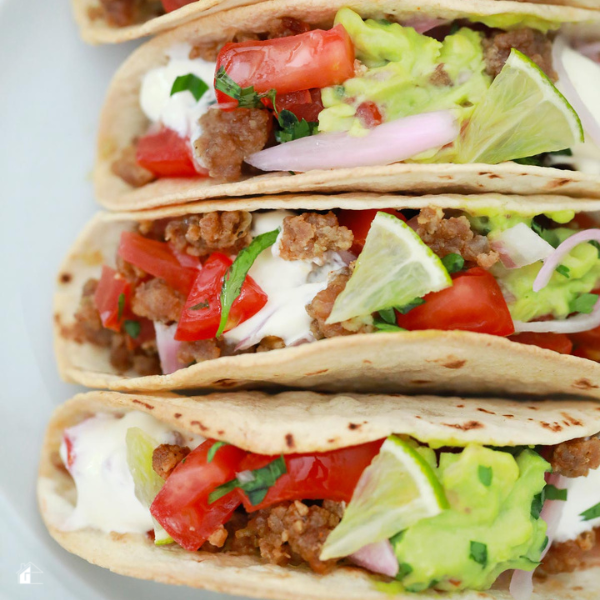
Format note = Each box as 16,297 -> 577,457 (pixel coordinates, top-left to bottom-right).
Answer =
318,9 -> 491,137
392,446 -> 549,592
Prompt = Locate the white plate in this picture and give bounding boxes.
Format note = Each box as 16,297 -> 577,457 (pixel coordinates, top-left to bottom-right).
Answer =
0,1 -> 246,598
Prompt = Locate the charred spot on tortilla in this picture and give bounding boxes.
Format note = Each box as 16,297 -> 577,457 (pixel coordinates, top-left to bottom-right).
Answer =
503,414 -> 515,419
348,423 -> 361,430
443,421 -> 484,431
541,422 -> 563,432
561,413 -> 584,427
573,379 -> 600,390
442,359 -> 467,369
190,420 -> 209,431
132,399 -> 154,410
174,413 -> 182,419
478,408 -> 495,415
59,273 -> 72,284
305,369 -> 329,376
285,433 -> 295,448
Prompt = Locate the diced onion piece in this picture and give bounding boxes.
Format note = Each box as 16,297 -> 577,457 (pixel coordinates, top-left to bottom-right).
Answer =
350,540 -> 399,578
553,37 -> 600,148
490,223 -> 554,269
236,470 -> 255,484
154,322 -> 183,375
533,229 -> 600,292
246,111 -> 459,172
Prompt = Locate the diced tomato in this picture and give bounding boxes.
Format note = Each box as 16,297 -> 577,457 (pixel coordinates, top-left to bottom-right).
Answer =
274,89 -> 324,123
337,209 -> 406,254
118,231 -> 199,295
356,101 -> 383,129
215,25 -> 355,103
168,243 -> 203,269
237,440 -> 383,512
161,0 -> 195,12
150,440 -> 247,550
93,265 -> 131,332
395,268 -> 515,336
136,128 -> 205,178
573,346 -> 600,362
125,317 -> 156,351
510,332 -> 573,355
572,213 -> 599,230
175,253 -> 267,341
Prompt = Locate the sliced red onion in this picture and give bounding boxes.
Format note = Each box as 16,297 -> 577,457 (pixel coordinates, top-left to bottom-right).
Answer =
553,36 -> 600,148
533,229 -> 600,292
154,322 -> 183,375
350,540 -> 399,578
509,474 -> 567,600
246,111 -> 458,172
513,302 -> 600,334
490,224 -> 554,270
402,17 -> 449,34
575,41 -> 600,64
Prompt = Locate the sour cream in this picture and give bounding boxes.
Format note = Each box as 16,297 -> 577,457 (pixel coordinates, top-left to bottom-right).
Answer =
223,211 -> 349,349
546,139 -> 600,176
140,43 -> 216,147
554,463 -> 600,543
60,411 -> 202,534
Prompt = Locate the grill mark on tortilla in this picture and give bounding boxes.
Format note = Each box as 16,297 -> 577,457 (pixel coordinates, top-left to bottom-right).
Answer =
503,414 -> 515,419
478,408 -> 495,415
541,421 -> 563,432
174,413 -> 182,419
363,360 -> 373,364
528,406 -> 539,410
443,421 -> 483,431
132,399 -> 154,410
305,369 -> 329,376
285,433 -> 295,448
561,412 -> 583,427
190,420 -> 208,431
573,378 -> 599,390
59,273 -> 72,284
442,358 -> 466,369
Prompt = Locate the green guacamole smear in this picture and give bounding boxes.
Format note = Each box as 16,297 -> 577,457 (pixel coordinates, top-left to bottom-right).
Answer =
318,8 -> 491,137
379,445 -> 549,592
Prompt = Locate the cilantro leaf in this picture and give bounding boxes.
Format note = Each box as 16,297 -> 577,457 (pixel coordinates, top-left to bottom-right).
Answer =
514,155 -> 544,167
441,253 -> 465,274
170,73 -> 209,102
469,541 -> 488,567
396,562 -> 413,580
207,441 -> 230,463
275,109 -> 318,143
396,298 -> 425,314
532,221 -> 560,248
478,465 -> 492,487
217,228 -> 279,337
124,320 -> 140,338
190,300 -> 210,311
570,293 -> 599,315
214,67 -> 276,109
544,484 -> 568,501
531,492 -> 544,519
378,308 -> 397,324
556,265 -> 570,279
208,455 -> 287,505
117,293 -> 125,322
374,322 -> 407,333
580,501 -> 600,522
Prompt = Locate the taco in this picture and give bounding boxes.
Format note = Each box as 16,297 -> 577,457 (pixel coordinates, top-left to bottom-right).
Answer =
39,389 -> 600,598
55,193 -> 600,396
95,0 -> 600,211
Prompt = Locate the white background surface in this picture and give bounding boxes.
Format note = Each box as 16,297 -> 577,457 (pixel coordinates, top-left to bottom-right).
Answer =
0,1 -> 242,598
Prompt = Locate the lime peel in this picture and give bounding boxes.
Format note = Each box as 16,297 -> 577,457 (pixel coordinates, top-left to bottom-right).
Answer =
327,212 -> 452,324
320,435 -> 448,560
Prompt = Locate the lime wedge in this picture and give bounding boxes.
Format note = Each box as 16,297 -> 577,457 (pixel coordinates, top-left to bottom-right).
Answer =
457,49 -> 583,164
320,436 -> 448,560
126,427 -> 174,545
326,212 -> 451,324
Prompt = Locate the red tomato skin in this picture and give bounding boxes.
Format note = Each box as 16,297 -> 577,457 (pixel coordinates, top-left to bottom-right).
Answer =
136,128 -> 205,178
337,209 -> 406,254
396,268 -> 515,336
274,89 -> 324,122
118,231 -> 199,295
238,440 -> 383,512
510,332 -> 573,355
175,253 -> 268,342
150,440 -> 247,551
356,101 -> 383,129
161,0 -> 196,12
215,25 -> 355,103
94,266 -> 130,332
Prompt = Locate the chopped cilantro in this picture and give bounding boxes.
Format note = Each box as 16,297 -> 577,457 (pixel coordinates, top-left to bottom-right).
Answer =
124,320 -> 141,338
190,300 -> 210,311
170,73 -> 209,102
215,67 -> 277,109
378,308 -> 397,325
570,293 -> 599,315
441,253 -> 464,274
209,455 -> 287,505
532,221 -> 559,248
540,536 -> 549,553
580,501 -> 600,522
395,562 -> 413,580
556,265 -> 570,279
275,109 -> 318,143
544,484 -> 568,501
531,492 -> 544,519
590,240 -> 600,258
469,541 -> 488,567
374,321 -> 407,333
396,298 -> 425,314
117,293 -> 125,322
478,465 -> 492,487
207,441 -> 230,463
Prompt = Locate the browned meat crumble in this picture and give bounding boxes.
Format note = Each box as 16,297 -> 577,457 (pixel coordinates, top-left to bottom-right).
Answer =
541,529 -> 598,574
152,443 -> 191,479
550,438 -> 600,478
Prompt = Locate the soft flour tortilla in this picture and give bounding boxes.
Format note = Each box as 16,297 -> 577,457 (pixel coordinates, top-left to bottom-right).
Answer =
55,192 -> 600,397
95,0 -> 600,211
39,390 -> 600,599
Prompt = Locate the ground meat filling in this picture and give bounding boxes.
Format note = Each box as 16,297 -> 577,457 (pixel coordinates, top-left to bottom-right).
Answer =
279,212 -> 353,262
194,109 -> 272,181
165,211 -> 252,257
177,339 -> 221,365
71,279 -> 114,348
152,444 -> 190,479
550,437 -> 600,478
231,500 -> 343,574
132,279 -> 185,323
99,0 -> 163,28
111,144 -> 156,188
541,529 -> 598,574
482,28 -> 557,81
410,207 -> 499,269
